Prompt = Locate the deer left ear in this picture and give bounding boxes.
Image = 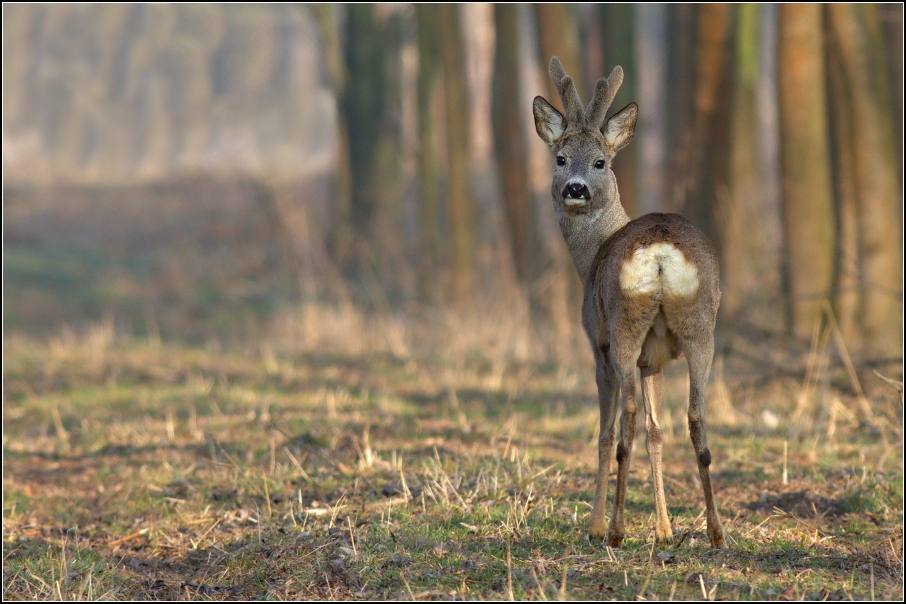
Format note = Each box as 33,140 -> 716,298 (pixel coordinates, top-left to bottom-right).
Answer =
533,96 -> 566,147
602,102 -> 638,153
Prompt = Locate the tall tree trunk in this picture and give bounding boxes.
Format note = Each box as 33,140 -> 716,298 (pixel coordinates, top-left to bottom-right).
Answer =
534,4 -> 585,101
437,3 -> 475,305
600,4 -> 638,218
493,4 -> 536,287
828,4 -> 903,357
633,4 -> 669,215
312,4 -> 352,264
415,5 -> 441,299
683,4 -> 731,245
721,4 -> 769,319
756,4 -> 786,327
778,4 -> 836,339
664,4 -> 697,216
825,9 -> 863,349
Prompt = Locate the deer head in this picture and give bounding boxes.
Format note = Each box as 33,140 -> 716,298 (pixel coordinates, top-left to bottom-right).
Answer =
533,57 -> 638,215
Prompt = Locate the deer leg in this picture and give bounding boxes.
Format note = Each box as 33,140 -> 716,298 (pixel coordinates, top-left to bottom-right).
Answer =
640,366 -> 672,543
684,336 -> 726,549
589,355 -> 618,541
606,354 -> 639,548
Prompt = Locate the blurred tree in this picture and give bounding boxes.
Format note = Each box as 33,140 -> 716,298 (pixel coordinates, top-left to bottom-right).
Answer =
825,9 -> 862,348
633,4 -> 668,215
600,4 -> 638,218
331,4 -> 406,290
663,4 -> 696,217
493,4 -> 537,288
415,4 -> 441,299
827,4 -> 903,357
684,4 -> 731,245
534,4 -> 585,102
436,3 -> 475,305
778,4 -> 836,340
721,4 -> 768,318
312,4 -> 352,263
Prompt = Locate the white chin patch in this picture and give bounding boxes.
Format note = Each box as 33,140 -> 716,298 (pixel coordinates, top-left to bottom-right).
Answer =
564,198 -> 587,207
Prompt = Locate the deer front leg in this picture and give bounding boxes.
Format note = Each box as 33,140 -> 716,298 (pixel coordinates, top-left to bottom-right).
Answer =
589,357 -> 618,542
641,366 -> 673,543
685,336 -> 726,549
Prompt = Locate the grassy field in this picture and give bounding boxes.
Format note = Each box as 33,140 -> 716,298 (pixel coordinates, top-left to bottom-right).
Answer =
3,309 -> 902,600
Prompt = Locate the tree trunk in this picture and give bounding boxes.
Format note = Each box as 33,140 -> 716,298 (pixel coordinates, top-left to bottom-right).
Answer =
312,4 -> 353,264
534,4 -> 585,101
721,4 -> 769,319
633,4 -> 669,215
663,4 -> 697,216
415,5 -> 441,300
436,4 -> 475,305
600,4 -> 638,218
493,4 -> 536,287
777,4 -> 836,339
825,9 -> 863,349
683,4 -> 731,245
828,4 -> 903,357
756,3 -> 786,327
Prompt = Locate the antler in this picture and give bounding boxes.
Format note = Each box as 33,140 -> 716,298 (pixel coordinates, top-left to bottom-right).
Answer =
548,56 -> 585,128
585,66 -> 624,129
548,58 -> 624,131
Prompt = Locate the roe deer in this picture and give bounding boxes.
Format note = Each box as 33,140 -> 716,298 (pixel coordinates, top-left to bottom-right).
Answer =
533,57 -> 725,548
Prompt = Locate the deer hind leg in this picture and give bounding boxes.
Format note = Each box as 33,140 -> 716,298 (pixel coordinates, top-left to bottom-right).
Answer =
684,335 -> 726,549
605,331 -> 649,548
589,352 -> 619,542
640,366 -> 673,543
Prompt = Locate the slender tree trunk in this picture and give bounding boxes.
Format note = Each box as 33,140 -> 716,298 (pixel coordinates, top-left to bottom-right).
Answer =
633,4 -> 669,215
415,5 -> 441,299
664,4 -> 697,215
493,4 -> 536,287
778,4 -> 836,339
721,4 -> 764,319
312,4 -> 352,264
683,4 -> 731,244
825,9 -> 863,349
756,3 -> 785,327
436,3 -> 475,305
534,4 -> 585,101
828,4 -> 903,357
600,4 -> 637,218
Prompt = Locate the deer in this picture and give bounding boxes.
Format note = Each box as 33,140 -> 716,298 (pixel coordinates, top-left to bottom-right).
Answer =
532,57 -> 726,549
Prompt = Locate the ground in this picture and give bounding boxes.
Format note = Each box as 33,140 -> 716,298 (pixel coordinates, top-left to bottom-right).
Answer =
2,320 -> 902,600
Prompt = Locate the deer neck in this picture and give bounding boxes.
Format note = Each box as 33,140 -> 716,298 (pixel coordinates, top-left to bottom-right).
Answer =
556,182 -> 630,284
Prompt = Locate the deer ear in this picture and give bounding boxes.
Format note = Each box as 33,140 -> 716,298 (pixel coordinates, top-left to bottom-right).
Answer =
602,102 -> 638,153
533,96 -> 565,146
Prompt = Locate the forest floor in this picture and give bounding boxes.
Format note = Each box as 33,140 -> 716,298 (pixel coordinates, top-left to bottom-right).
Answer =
3,318 -> 903,601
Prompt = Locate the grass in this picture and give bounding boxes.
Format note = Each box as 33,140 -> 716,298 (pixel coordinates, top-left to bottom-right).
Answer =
3,310 -> 903,600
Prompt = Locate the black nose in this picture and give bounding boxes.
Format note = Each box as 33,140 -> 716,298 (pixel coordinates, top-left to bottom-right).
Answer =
565,182 -> 589,199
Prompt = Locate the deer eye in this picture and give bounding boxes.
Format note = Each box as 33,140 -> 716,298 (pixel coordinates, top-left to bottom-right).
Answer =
556,156 -> 566,166
594,160 -> 606,170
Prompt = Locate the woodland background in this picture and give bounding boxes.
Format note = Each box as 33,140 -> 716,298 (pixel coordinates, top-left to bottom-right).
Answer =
2,5 -> 904,600
3,3 -> 903,365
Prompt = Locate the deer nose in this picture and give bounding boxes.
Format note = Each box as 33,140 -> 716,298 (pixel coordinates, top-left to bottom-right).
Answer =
565,182 -> 590,199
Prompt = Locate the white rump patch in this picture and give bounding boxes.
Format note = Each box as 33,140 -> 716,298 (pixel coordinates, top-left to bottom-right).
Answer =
619,243 -> 700,297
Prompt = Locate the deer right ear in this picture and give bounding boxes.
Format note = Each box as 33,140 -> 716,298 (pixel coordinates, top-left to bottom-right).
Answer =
533,96 -> 565,146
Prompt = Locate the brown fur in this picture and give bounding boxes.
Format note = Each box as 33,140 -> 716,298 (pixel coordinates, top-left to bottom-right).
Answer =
534,57 -> 726,549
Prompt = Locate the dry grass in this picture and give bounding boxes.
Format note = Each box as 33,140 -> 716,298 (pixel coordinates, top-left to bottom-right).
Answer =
3,306 -> 903,600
